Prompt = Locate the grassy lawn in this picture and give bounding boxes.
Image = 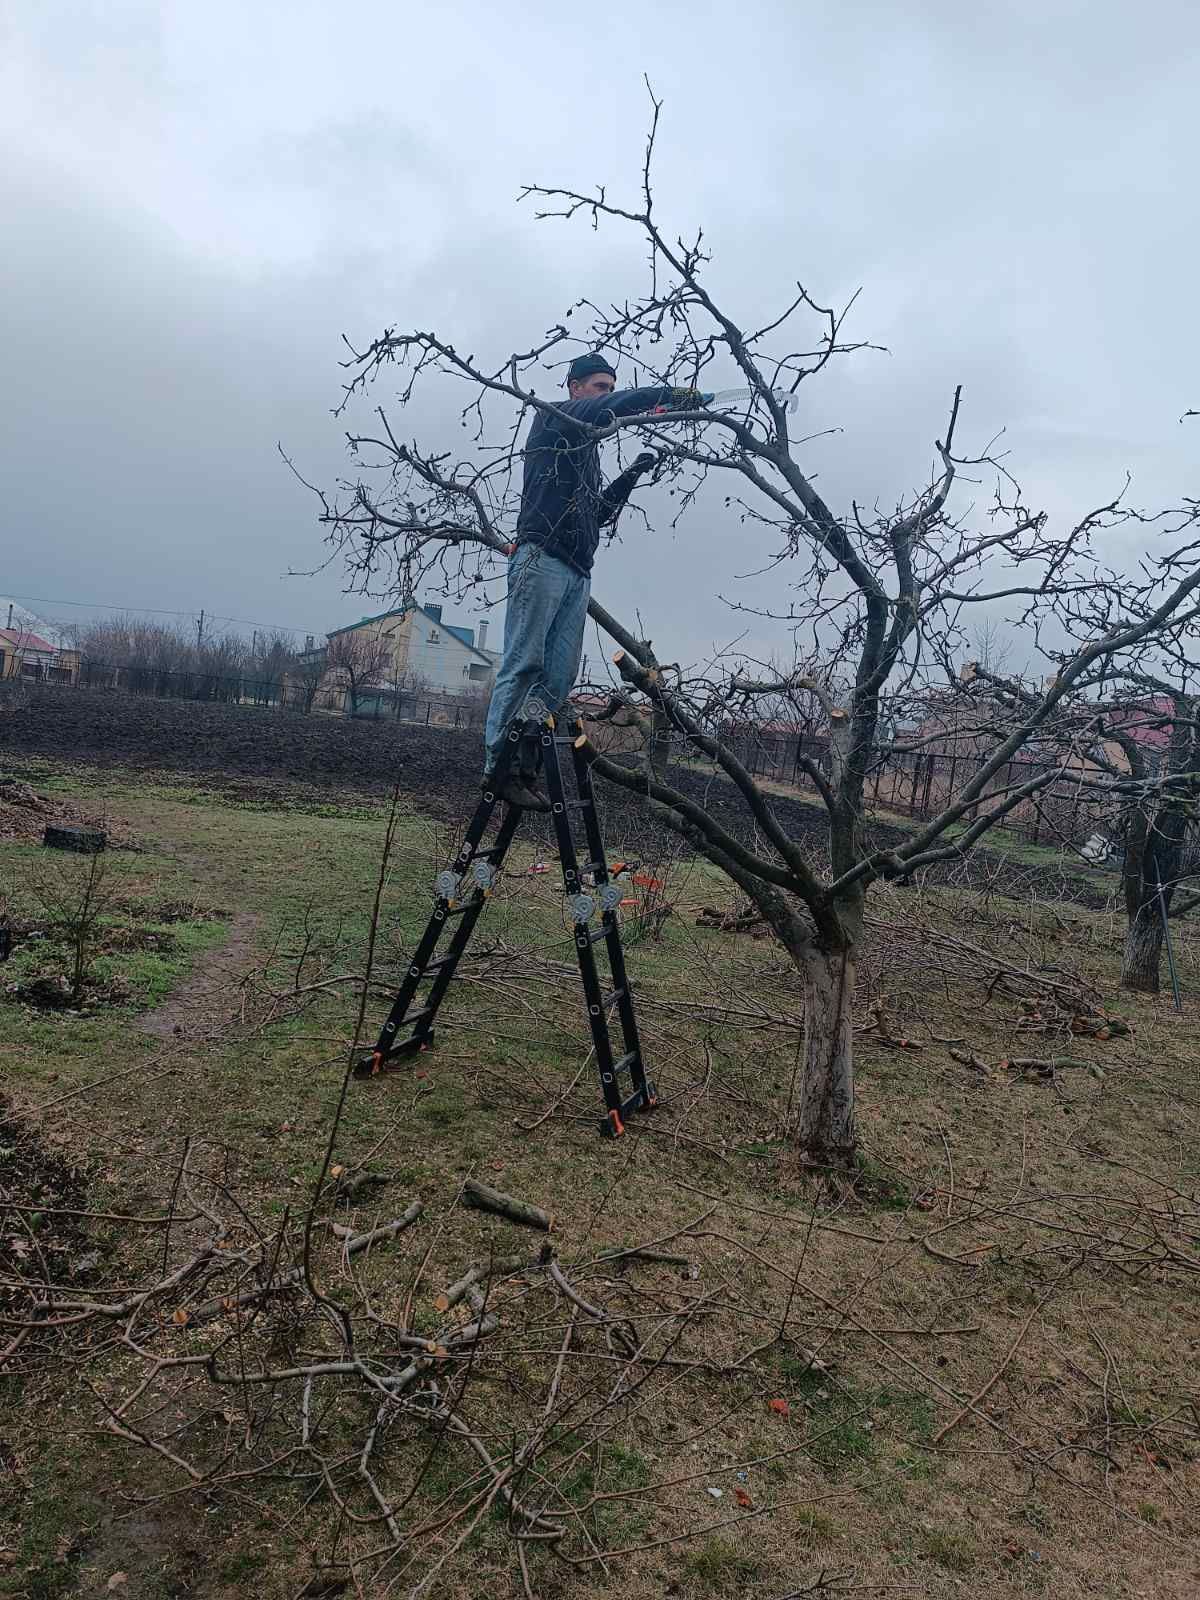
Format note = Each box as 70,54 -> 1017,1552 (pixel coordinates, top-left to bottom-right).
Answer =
1,764 -> 1197,1599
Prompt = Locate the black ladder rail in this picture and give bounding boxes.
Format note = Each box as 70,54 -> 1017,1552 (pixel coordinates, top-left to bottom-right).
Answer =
355,724 -> 524,1075
541,719 -> 657,1137
357,715 -> 657,1138
570,729 -> 657,1127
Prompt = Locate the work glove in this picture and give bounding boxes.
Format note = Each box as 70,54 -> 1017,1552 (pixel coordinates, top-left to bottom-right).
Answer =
668,388 -> 709,409
631,450 -> 659,474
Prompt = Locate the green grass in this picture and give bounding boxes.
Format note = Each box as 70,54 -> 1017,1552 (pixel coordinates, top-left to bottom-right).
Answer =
767,1359 -> 935,1478
1,1447 -> 92,1600
875,1387 -> 936,1446
556,1438 -> 653,1541
682,1536 -> 763,1594
2,762 -> 1196,1599
795,1505 -> 838,1546
915,1525 -> 978,1573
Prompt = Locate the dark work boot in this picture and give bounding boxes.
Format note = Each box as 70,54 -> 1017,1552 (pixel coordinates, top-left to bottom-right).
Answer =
502,774 -> 551,811
518,727 -> 543,781
481,771 -> 550,812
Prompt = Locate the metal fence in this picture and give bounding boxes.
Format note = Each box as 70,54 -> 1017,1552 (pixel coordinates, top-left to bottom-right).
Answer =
677,724 -> 1199,859
29,665 -> 1197,861
69,658 -> 488,728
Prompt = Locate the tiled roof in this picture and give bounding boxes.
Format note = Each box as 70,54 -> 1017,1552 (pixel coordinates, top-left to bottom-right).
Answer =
0,628 -> 57,653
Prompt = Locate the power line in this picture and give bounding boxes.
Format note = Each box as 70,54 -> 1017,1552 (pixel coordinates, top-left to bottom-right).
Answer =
0,592 -> 330,636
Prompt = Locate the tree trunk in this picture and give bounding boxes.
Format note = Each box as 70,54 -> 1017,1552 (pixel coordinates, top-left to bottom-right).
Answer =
1120,905 -> 1164,994
793,943 -> 858,1169
647,704 -> 671,780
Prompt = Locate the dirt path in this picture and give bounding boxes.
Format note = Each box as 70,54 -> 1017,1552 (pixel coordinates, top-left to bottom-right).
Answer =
137,911 -> 259,1042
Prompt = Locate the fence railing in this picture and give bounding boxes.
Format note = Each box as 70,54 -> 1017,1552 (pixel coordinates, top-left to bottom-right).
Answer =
672,725 -> 1199,860
65,659 -> 489,729
19,669 -> 1195,862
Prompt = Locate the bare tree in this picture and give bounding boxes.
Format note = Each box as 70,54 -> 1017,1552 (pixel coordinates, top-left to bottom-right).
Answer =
979,672 -> 1200,994
79,616 -> 253,702
324,629 -> 392,717
957,553 -> 1200,995
248,628 -> 297,706
302,102 -> 1200,1171
289,641 -> 329,714
1102,690 -> 1199,991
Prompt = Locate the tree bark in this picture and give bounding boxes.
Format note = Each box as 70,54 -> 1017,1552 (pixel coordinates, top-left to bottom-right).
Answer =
1120,905 -> 1164,994
461,1179 -> 553,1232
793,942 -> 858,1169
647,703 -> 671,780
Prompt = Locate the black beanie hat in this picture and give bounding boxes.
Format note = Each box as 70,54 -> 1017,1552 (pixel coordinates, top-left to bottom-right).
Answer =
566,352 -> 617,387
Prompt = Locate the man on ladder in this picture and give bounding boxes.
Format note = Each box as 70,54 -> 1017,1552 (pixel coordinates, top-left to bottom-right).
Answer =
481,353 -> 708,808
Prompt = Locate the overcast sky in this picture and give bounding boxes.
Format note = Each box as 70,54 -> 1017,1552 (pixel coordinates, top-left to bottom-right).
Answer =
3,1 -> 1196,667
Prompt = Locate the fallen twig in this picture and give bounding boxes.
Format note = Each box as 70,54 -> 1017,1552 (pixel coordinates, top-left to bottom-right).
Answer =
462,1179 -> 553,1232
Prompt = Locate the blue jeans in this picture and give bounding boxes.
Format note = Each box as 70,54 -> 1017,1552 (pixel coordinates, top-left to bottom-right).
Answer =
483,542 -> 590,774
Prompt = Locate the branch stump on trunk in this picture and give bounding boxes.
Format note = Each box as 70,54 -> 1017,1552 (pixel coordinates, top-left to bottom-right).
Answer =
43,824 -> 107,854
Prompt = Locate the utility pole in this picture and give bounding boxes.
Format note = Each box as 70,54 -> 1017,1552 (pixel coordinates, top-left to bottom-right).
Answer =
196,609 -> 205,648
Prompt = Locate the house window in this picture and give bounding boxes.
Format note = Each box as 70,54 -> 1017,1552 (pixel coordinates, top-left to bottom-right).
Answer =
468,663 -> 489,682
428,629 -> 440,644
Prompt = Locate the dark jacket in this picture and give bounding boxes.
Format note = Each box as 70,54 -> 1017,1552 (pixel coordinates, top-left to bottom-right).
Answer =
516,386 -> 675,574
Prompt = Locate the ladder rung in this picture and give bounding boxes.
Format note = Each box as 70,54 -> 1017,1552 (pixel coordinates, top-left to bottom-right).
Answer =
392,1007 -> 434,1031
599,1082 -> 657,1137
419,955 -> 456,977
368,717 -> 651,1141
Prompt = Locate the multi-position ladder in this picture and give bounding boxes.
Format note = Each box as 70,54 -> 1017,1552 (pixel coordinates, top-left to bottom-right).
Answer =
355,717 -> 657,1137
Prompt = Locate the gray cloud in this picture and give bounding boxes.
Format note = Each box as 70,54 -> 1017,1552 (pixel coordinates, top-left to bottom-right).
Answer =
2,0 -> 1196,662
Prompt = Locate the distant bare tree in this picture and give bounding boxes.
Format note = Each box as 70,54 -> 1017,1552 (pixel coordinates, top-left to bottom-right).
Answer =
249,629 -> 297,706
325,631 -> 392,716
195,632 -> 250,703
304,100 -> 1200,1172
1102,690 -> 1199,991
968,665 -> 1200,995
290,644 -> 329,714
971,619 -> 1015,680
80,617 -> 253,702
79,617 -> 185,688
